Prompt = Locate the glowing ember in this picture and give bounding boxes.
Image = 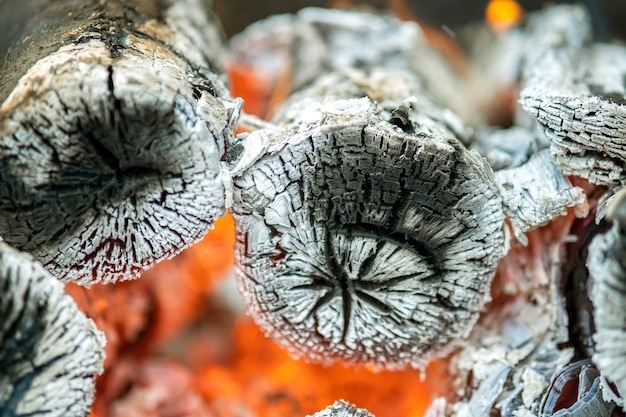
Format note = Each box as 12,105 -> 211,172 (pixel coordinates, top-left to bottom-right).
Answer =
485,0 -> 524,32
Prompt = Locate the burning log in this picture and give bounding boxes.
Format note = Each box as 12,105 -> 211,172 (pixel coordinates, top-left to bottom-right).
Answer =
231,67 -> 506,369
0,0 -> 239,284
309,400 -> 374,417
229,8 -> 589,372
0,242 -> 105,416
519,4 -> 626,186
228,7 -> 475,122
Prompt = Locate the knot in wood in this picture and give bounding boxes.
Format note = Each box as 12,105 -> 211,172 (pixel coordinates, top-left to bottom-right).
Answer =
232,98 -> 505,369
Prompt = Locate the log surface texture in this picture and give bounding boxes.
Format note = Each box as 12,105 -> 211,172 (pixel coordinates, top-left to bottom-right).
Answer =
0,0 -> 236,284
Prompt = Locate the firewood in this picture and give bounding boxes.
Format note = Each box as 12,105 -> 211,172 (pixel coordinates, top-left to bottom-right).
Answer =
0,0 -> 239,285
0,242 -> 105,416
519,4 -> 626,186
231,67 -> 505,369
587,189 -> 626,411
229,7 -> 475,123
308,400 -> 374,417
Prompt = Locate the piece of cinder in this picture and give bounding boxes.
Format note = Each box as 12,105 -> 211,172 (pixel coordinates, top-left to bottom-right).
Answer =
0,242 -> 105,416
232,81 -> 505,369
308,400 -> 375,417
0,0 -> 239,285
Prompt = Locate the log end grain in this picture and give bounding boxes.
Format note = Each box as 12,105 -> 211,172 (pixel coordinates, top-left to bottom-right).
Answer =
232,98 -> 505,369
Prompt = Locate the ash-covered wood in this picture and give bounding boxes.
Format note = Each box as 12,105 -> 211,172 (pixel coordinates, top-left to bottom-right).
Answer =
0,242 -> 105,416
495,150 -> 587,244
229,7 -> 474,122
0,0 -> 238,285
232,84 -> 505,368
519,4 -> 626,186
587,190 -> 626,410
308,400 -> 374,417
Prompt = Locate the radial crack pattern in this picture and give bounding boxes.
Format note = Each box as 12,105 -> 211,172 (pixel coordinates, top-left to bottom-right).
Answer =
232,97 -> 505,369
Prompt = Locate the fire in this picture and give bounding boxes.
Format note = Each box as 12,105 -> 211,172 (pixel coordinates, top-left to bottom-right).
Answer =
485,0 -> 524,33
197,318 -> 451,417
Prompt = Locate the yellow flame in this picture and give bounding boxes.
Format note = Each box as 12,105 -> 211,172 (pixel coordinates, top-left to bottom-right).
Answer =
486,0 -> 524,32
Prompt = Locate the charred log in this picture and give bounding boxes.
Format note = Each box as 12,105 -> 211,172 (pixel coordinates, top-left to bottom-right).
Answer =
0,242 -> 105,416
231,68 -> 505,369
519,4 -> 626,186
0,0 -> 239,285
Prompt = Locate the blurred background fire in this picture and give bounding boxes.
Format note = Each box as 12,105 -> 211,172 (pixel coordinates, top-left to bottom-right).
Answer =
63,1 -> 625,416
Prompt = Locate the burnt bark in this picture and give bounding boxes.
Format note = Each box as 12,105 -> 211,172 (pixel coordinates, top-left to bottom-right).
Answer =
0,0 -> 239,284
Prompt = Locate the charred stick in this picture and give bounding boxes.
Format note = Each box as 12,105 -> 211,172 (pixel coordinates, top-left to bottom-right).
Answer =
0,0 -> 239,285
0,242 -> 105,416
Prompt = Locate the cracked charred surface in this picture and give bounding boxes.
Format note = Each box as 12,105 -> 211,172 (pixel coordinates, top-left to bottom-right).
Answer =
308,400 -> 375,417
0,242 -> 105,416
232,92 -> 505,369
0,0 -> 237,285
519,4 -> 626,186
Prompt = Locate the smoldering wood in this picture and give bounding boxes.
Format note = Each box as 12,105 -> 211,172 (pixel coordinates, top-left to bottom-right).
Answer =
0,242 -> 105,416
495,150 -> 587,244
0,0 -> 239,285
229,7 -> 477,123
308,400 -> 374,417
232,85 -> 505,369
587,193 -> 626,411
519,4 -> 626,186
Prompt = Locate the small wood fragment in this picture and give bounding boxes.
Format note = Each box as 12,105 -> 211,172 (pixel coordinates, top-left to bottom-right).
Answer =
0,0 -> 238,284
495,149 -> 587,244
308,400 -> 375,417
0,242 -> 105,416
232,84 -> 504,368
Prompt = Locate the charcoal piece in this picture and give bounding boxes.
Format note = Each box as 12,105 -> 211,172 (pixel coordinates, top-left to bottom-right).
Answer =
495,150 -> 587,244
0,0 -> 239,284
308,400 -> 374,417
588,192 -> 626,410
0,242 -> 105,416
232,95 -> 504,369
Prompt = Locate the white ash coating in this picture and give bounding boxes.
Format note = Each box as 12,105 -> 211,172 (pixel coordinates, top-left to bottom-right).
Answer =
0,242 -> 105,416
588,203 -> 626,408
308,400 -> 374,417
0,37 -> 231,285
232,98 -> 505,369
519,5 -> 626,185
